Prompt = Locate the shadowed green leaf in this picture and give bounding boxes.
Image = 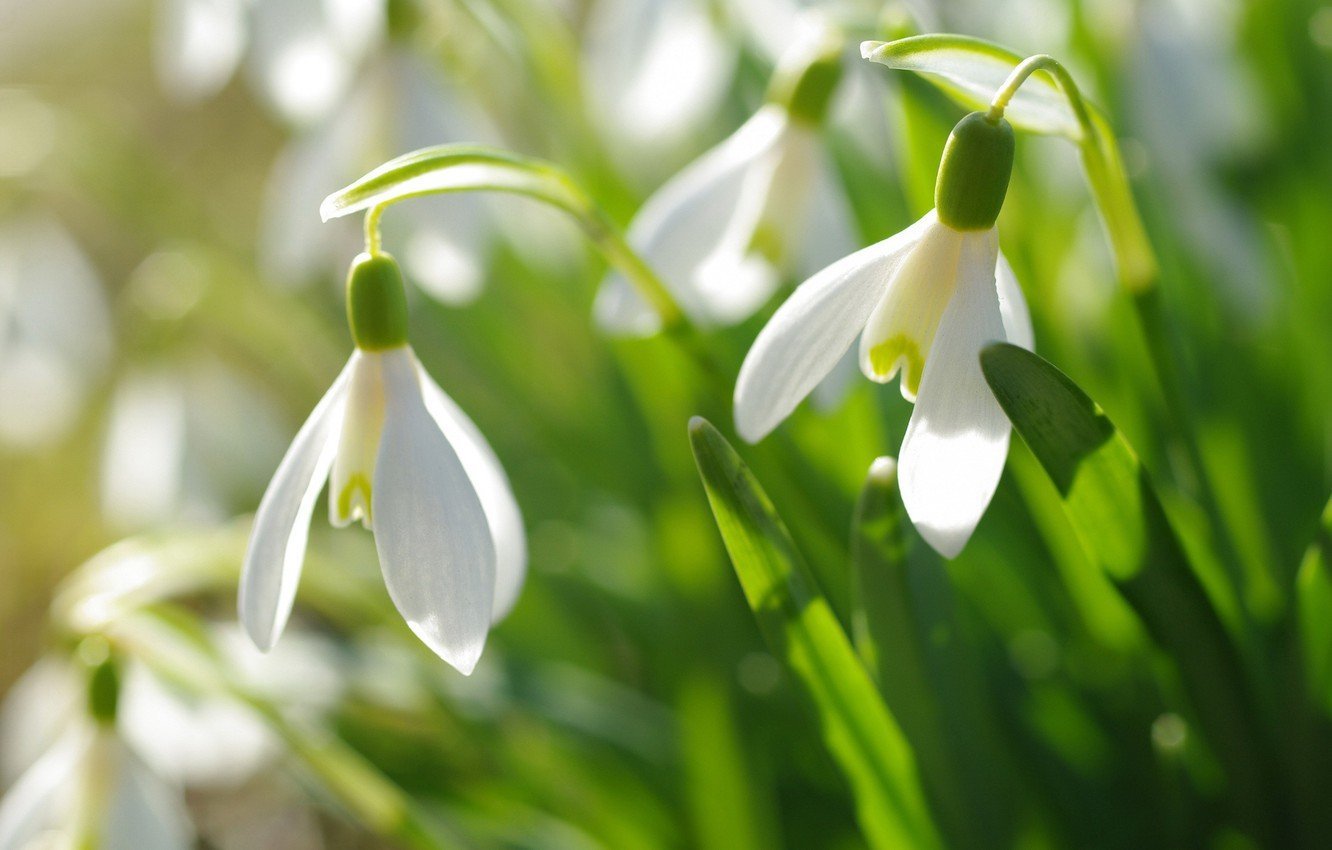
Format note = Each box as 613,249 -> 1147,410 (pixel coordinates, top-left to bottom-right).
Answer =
688,418 -> 941,850
980,343 -> 1284,842
1297,496 -> 1332,713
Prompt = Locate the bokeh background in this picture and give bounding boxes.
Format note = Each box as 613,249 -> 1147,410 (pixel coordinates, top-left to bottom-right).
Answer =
2,0 -> 1331,846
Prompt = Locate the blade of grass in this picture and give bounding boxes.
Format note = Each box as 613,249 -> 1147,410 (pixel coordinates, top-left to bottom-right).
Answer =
688,418 -> 941,850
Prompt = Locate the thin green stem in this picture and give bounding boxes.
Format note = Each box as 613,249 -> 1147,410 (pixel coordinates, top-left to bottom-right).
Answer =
364,205 -> 385,257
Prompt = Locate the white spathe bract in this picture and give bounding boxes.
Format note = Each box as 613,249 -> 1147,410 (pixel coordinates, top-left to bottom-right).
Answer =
594,104 -> 855,336
240,345 -> 524,674
734,210 -> 1033,558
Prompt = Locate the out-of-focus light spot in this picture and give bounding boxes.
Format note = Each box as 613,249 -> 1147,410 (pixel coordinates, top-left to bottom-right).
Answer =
269,35 -> 347,125
128,251 -> 205,321
0,89 -> 56,177
1009,629 -> 1060,681
101,371 -> 186,531
404,230 -> 484,305
1311,8 -> 1332,50
1151,712 -> 1188,754
155,0 -> 245,102
737,651 -> 782,696
0,348 -> 81,448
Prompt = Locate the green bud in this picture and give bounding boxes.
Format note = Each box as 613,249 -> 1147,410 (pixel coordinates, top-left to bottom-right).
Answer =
78,637 -> 120,726
769,39 -> 843,127
346,252 -> 409,350
934,112 -> 1015,231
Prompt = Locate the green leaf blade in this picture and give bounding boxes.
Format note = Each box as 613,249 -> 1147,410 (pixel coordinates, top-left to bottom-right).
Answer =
688,418 -> 941,850
980,343 -> 1284,841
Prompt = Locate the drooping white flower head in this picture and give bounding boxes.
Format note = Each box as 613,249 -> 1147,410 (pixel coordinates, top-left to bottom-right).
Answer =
0,649 -> 194,850
734,112 -> 1033,558
239,252 -> 526,675
594,25 -> 858,337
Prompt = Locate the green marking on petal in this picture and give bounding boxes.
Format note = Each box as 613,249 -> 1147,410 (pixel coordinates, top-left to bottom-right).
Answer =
337,473 -> 374,524
748,219 -> 787,267
870,335 -> 924,396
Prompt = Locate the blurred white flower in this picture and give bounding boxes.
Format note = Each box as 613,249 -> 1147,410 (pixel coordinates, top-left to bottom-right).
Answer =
1,632 -> 342,792
241,253 -> 526,674
734,113 -> 1033,557
0,723 -> 193,850
0,216 -> 113,450
582,0 -> 736,181
100,359 -> 289,533
154,0 -> 384,124
595,102 -> 856,336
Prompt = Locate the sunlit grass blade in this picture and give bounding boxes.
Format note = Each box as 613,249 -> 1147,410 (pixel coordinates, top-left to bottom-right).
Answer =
688,418 -> 942,850
677,670 -> 775,850
850,458 -> 1015,850
979,343 -> 1285,841
1297,496 -> 1332,714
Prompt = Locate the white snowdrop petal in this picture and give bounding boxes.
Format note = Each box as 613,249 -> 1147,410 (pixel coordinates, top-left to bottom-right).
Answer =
594,106 -> 791,336
733,211 -> 935,443
417,364 -> 527,623
996,252 -> 1035,350
102,741 -> 194,850
0,730 -> 89,850
239,359 -> 352,652
372,349 -> 496,675
899,229 -> 1011,558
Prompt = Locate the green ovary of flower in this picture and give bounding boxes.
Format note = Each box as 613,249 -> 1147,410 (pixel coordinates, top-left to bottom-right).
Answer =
337,473 -> 373,525
869,334 -> 924,397
347,252 -> 410,350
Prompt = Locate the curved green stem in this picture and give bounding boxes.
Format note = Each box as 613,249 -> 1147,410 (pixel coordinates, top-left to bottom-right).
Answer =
364,205 -> 386,257
988,53 -> 1157,293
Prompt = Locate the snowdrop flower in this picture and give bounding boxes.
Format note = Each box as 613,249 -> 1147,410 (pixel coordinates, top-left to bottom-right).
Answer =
0,649 -> 194,850
240,252 -> 526,674
734,111 -> 1033,558
594,28 -> 858,336
0,216 -> 113,450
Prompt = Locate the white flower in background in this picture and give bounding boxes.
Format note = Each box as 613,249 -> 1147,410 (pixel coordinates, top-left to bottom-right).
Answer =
0,651 -> 193,850
100,360 -> 289,533
260,52 -> 501,305
582,0 -> 736,183
734,112 -> 1033,558
595,28 -> 858,336
1,633 -> 342,792
0,216 -> 113,450
0,724 -> 194,850
241,252 -> 526,674
154,0 -> 383,124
